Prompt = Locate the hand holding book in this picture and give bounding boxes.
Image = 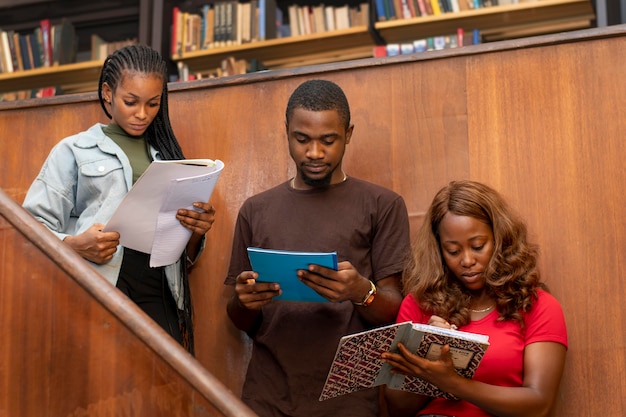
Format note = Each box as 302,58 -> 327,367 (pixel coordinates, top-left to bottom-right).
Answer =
319,322 -> 489,401
246,247 -> 338,302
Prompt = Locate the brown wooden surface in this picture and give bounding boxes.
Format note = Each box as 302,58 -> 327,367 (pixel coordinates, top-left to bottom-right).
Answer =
1,24 -> 625,416
0,190 -> 257,417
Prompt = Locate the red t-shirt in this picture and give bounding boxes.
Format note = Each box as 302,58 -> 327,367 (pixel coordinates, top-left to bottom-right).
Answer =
396,289 -> 568,417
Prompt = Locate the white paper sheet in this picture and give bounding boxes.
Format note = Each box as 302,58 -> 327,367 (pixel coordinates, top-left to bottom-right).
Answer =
104,159 -> 224,267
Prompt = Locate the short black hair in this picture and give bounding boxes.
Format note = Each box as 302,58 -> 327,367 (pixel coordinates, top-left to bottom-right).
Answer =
285,79 -> 351,130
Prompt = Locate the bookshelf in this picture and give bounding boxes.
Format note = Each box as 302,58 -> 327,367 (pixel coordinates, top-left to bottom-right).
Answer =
0,0 -> 162,96
0,0 -> 595,94
0,60 -> 103,94
173,0 -> 595,73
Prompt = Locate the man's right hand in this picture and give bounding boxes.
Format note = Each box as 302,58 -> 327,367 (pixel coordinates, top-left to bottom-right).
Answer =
234,271 -> 282,310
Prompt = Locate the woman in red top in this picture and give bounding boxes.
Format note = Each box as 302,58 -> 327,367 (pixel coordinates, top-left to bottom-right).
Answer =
383,180 -> 568,417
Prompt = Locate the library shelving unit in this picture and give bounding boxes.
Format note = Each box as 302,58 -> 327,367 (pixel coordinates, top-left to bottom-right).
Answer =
171,0 -> 595,73
0,0 -> 595,94
0,60 -> 104,95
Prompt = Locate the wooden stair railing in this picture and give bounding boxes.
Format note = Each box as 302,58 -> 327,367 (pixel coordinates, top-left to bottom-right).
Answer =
0,187 -> 258,417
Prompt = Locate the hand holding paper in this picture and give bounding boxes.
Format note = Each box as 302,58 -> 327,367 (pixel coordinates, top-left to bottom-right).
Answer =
104,159 -> 224,267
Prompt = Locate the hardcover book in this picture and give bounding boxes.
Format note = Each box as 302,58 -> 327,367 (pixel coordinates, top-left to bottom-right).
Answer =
246,247 -> 338,302
319,321 -> 489,401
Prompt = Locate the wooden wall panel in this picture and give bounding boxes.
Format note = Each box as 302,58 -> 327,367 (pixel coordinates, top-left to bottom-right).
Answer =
1,25 -> 624,416
466,33 -> 626,416
0,220 -> 220,416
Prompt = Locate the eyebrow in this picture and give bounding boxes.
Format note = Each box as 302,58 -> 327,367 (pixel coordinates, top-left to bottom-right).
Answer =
123,92 -> 161,101
442,235 -> 489,244
292,130 -> 339,139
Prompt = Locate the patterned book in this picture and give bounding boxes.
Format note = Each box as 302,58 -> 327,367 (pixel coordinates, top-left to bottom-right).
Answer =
319,321 -> 489,401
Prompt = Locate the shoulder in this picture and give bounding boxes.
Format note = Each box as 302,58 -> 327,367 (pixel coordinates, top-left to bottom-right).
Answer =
51,123 -> 106,151
73,123 -> 108,147
397,294 -> 430,324
524,289 -> 568,348
533,289 -> 563,311
344,177 -> 408,212
347,177 -> 403,199
239,181 -> 290,209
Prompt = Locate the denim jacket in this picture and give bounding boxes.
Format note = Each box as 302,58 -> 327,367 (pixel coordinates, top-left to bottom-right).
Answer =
23,123 -> 199,309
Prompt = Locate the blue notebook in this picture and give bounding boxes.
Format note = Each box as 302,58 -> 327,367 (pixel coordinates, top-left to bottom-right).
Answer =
246,247 -> 338,302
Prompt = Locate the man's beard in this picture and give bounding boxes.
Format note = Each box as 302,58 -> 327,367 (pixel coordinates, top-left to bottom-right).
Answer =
301,170 -> 333,188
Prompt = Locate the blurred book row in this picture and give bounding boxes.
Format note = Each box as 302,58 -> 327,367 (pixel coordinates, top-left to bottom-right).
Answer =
175,27 -> 481,81
374,0 -> 510,19
171,0 -> 512,56
374,28 -> 482,56
0,19 -> 135,101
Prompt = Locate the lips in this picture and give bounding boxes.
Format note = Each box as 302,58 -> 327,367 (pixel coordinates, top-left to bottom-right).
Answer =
462,272 -> 483,283
303,164 -> 328,174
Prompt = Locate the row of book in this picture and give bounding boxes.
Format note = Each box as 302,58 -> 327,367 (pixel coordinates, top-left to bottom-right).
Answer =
172,1 -> 280,56
171,2 -> 372,56
0,20 -> 76,77
286,3 -> 370,37
175,27 -> 481,82
90,35 -> 138,61
373,28 -> 482,57
375,0 -> 510,20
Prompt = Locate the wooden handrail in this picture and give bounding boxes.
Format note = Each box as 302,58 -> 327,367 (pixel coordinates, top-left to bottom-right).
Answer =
0,187 -> 258,417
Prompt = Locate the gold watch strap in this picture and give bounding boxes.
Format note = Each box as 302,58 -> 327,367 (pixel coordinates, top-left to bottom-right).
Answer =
353,280 -> 377,306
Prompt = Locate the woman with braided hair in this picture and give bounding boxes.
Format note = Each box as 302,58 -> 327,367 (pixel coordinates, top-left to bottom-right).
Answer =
23,44 -> 214,353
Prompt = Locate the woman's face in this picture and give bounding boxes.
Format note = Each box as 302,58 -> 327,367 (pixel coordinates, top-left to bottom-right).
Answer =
438,212 -> 495,291
102,71 -> 163,137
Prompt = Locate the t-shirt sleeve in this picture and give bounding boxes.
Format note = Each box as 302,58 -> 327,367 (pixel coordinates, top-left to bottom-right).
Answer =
371,195 -> 411,281
524,290 -> 568,349
224,206 -> 253,285
396,294 -> 429,324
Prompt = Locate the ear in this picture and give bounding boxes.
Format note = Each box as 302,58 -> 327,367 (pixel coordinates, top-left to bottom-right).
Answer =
101,82 -> 112,104
285,121 -> 289,138
345,124 -> 354,145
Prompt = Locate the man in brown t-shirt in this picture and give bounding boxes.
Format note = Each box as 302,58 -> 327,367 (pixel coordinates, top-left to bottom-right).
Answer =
225,79 -> 411,417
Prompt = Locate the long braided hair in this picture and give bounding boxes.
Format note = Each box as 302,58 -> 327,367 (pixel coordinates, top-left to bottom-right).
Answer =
97,45 -> 195,354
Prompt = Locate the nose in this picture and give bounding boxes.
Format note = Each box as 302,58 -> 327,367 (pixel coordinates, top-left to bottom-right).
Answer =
306,141 -> 323,159
460,250 -> 476,268
135,105 -> 147,120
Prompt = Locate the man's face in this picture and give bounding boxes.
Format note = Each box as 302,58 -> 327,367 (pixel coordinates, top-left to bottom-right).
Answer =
286,108 -> 353,189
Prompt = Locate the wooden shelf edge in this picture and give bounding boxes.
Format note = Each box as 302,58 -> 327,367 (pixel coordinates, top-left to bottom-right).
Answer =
376,0 -> 595,42
174,27 -> 373,73
0,61 -> 104,94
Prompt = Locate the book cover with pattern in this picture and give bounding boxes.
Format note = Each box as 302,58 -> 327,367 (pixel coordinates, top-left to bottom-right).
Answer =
320,321 -> 489,401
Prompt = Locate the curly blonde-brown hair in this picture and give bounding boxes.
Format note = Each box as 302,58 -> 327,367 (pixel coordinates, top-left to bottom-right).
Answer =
403,180 -> 545,327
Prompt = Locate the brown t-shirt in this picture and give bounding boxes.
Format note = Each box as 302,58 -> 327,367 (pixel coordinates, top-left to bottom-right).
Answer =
225,177 -> 411,417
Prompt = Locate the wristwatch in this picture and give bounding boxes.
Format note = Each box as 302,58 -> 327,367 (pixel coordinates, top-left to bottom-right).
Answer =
353,280 -> 377,307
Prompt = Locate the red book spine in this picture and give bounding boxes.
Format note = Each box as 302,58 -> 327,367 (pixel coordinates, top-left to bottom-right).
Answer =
39,19 -> 53,67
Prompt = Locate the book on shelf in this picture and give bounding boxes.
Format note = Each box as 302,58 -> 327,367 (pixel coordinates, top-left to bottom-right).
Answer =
319,321 -> 489,401
52,19 -> 77,66
39,19 -> 53,67
372,28 -> 481,57
7,31 -> 20,72
0,30 -> 13,73
374,0 -> 497,20
246,247 -> 338,303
